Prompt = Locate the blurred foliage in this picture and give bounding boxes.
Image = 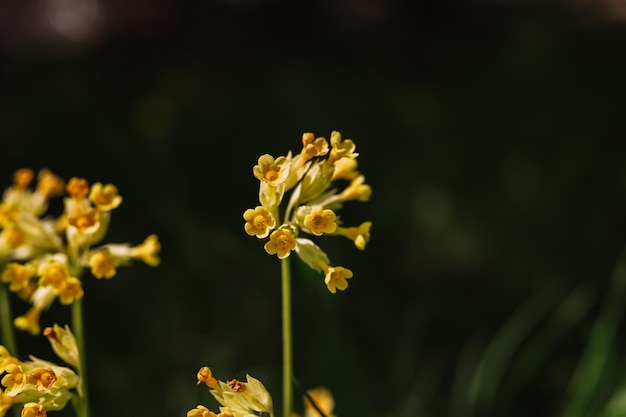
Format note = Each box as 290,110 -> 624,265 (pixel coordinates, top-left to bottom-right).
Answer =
2,1 -> 626,417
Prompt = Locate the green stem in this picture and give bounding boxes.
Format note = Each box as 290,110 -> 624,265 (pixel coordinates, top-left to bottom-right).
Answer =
0,281 -> 18,356
281,257 -> 293,417
72,297 -> 90,417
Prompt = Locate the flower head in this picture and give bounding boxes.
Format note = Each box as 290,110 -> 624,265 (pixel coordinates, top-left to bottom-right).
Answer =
244,131 -> 371,292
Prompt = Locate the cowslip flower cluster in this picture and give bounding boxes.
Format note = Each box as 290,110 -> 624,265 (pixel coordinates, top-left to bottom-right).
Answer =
0,324 -> 80,417
0,168 -> 161,335
243,131 -> 372,293
188,366 -> 274,417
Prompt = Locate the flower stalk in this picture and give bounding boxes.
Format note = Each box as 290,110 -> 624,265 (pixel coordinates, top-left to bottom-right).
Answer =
281,257 -> 293,417
71,298 -> 89,417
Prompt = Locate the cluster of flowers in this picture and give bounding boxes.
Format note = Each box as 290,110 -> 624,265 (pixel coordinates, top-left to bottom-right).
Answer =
243,131 -> 372,293
0,168 -> 161,335
1,324 -> 79,417
188,367 -> 335,417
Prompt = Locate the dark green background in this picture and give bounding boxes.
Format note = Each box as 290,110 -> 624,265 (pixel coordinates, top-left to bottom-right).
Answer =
2,1 -> 626,416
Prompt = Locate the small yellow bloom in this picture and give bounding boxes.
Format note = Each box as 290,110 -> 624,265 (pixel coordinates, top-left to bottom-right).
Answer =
0,345 -> 19,371
26,368 -> 56,392
65,177 -> 89,199
89,182 -> 122,212
331,156 -> 359,181
301,133 -> 329,161
13,169 -> 34,190
88,249 -> 121,279
304,387 -> 335,417
243,206 -> 276,238
43,324 -> 80,369
129,234 -> 161,267
57,277 -> 83,305
37,260 -> 69,289
14,307 -> 42,336
264,228 -> 297,259
0,391 -> 14,417
303,207 -> 337,236
67,206 -> 99,235
336,221 -> 372,250
36,169 -> 65,199
3,226 -> 25,248
187,405 -> 220,417
253,154 -> 290,187
340,175 -> 371,202
2,262 -> 34,292
196,367 -> 221,392
21,403 -> 47,417
324,266 -> 353,294
1,363 -> 27,396
328,131 -> 358,164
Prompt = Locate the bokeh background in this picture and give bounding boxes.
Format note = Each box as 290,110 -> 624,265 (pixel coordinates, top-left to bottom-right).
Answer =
2,1 -> 626,417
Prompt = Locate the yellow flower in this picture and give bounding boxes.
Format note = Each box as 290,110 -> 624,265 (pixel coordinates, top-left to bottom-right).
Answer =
196,367 -> 221,392
88,249 -> 121,279
43,324 -> 80,369
57,277 -> 83,305
36,169 -> 65,199
303,387 -> 335,417
37,259 -> 69,289
2,263 -> 35,292
1,363 -> 27,396
187,405 -> 220,417
14,307 -> 42,336
328,131 -> 358,165
301,133 -> 329,161
89,183 -> 122,212
0,346 -> 19,372
65,177 -> 89,200
243,206 -> 276,238
26,368 -> 56,392
13,169 -> 34,190
129,234 -> 161,267
264,228 -> 297,259
336,221 -> 372,250
67,206 -> 99,235
323,266 -> 353,294
21,403 -> 47,417
331,156 -> 359,181
0,391 -> 14,417
303,207 -> 337,236
253,155 -> 290,187
340,175 -> 371,202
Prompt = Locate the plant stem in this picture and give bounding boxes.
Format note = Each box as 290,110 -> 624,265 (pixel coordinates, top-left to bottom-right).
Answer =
0,281 -> 18,356
72,297 -> 90,417
281,257 -> 293,417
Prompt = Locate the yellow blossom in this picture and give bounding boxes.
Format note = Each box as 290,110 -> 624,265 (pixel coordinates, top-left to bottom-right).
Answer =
57,277 -> 83,305
21,403 -> 46,417
196,367 -> 221,392
323,265 -> 353,294
89,182 -> 122,212
187,405 -> 220,417
303,387 -> 335,417
26,368 -> 56,392
88,249 -> 121,279
65,177 -> 89,199
129,234 -> 161,267
264,228 -> 297,259
340,175 -> 371,202
36,169 -> 65,199
37,260 -> 69,289
67,206 -> 99,235
301,133 -> 329,161
0,391 -> 14,417
2,263 -> 34,292
1,363 -> 27,396
0,346 -> 19,371
253,155 -> 291,187
14,307 -> 42,336
43,324 -> 80,369
243,206 -> 276,238
331,156 -> 359,181
13,169 -> 34,190
336,221 -> 372,250
303,207 -> 337,236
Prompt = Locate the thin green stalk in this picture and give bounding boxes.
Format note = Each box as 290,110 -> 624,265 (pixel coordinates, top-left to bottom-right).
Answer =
281,257 -> 293,417
0,282 -> 18,355
72,297 -> 90,417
